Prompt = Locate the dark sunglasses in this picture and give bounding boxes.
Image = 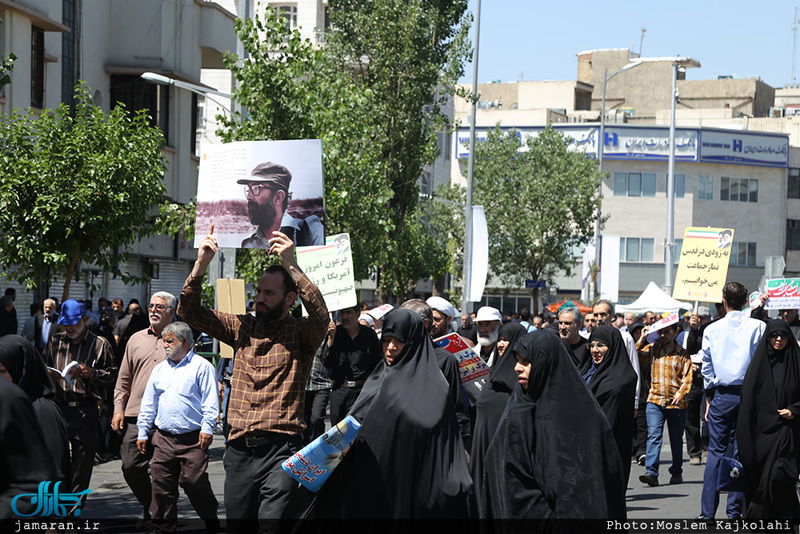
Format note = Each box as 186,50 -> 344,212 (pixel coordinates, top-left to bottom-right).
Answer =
769,331 -> 789,340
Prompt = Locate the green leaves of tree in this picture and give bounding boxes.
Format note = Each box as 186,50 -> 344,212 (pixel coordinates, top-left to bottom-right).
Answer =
219,1 -> 471,300
0,84 -> 167,299
472,124 -> 605,292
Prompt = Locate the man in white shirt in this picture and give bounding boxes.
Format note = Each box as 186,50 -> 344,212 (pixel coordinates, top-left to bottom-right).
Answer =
137,321 -> 219,533
696,283 -> 765,521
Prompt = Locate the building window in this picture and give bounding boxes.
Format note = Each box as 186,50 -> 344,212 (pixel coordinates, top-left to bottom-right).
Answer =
272,4 -> 297,31
730,241 -> 757,267
619,237 -> 654,262
673,238 -> 683,263
191,93 -> 200,157
110,74 -> 170,144
31,27 -> 45,108
613,172 -> 656,197
62,0 -> 77,108
789,169 -> 800,199
674,174 -> 686,198
721,176 -> 758,203
420,171 -> 432,195
788,220 -> 800,250
698,175 -> 714,200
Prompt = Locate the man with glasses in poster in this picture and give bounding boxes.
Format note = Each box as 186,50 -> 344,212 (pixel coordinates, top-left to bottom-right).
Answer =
238,162 -> 324,249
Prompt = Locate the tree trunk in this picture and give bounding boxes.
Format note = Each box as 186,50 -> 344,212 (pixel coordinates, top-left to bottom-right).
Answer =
61,238 -> 81,303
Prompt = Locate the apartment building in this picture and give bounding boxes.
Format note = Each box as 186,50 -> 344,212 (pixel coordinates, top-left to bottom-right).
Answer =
453,48 -> 793,310
0,0 -> 236,316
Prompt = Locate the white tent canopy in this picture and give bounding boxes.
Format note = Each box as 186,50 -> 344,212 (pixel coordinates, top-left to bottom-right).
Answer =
617,281 -> 694,314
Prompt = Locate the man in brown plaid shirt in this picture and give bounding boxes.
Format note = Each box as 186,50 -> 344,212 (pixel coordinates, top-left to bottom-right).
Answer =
177,226 -> 329,533
635,321 -> 693,487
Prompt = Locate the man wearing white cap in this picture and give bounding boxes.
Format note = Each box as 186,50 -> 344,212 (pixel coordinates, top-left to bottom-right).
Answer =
426,296 -> 457,339
358,314 -> 374,328
475,306 -> 502,367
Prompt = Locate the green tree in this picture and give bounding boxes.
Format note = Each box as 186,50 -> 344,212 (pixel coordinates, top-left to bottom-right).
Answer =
472,124 -> 605,312
0,84 -> 167,301
218,2 -> 471,300
325,0 -> 472,300
218,9 -> 393,287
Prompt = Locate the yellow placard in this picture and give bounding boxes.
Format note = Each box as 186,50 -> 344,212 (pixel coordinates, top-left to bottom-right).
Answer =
216,278 -> 246,359
672,227 -> 734,303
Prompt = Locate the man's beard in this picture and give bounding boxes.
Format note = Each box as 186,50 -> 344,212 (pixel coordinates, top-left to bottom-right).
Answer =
256,301 -> 283,323
477,328 -> 498,347
248,198 -> 277,229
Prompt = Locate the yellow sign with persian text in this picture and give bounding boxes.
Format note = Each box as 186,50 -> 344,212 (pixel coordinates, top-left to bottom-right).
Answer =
672,227 -> 734,303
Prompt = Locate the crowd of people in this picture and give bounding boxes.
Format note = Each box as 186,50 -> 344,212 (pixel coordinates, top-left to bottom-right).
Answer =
2,229 -> 799,531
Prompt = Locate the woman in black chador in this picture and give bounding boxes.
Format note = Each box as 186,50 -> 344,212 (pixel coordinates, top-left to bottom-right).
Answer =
481,330 -> 626,528
0,334 -> 70,484
579,325 -> 638,485
470,322 -> 527,511
738,318 -> 800,519
301,308 -> 473,519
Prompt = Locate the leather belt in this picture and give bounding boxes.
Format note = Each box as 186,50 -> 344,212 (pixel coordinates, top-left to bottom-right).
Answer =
243,434 -> 273,448
62,399 -> 95,408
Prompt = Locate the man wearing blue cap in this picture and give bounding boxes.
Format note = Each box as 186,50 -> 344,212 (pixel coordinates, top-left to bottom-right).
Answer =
238,161 -> 324,248
43,298 -> 115,513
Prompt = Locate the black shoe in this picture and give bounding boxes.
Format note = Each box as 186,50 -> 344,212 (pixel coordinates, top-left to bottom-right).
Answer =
694,515 -> 714,526
669,474 -> 683,484
204,517 -> 221,534
136,508 -> 151,530
639,472 -> 659,487
637,454 -> 646,466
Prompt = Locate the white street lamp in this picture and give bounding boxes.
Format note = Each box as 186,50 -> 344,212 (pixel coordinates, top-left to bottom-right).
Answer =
593,59 -> 641,300
665,57 -> 701,294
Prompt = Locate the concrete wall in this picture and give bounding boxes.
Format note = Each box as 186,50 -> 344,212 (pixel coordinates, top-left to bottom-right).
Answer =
679,78 -> 774,118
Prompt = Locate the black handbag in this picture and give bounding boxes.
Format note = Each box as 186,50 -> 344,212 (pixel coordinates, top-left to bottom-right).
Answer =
717,456 -> 748,493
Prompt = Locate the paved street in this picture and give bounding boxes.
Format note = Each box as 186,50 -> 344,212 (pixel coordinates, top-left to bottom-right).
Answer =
626,442 -> 706,520
80,432 -> 712,526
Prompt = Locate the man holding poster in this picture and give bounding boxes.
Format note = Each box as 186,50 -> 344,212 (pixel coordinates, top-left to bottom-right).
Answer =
239,162 -> 324,248
178,226 -> 330,533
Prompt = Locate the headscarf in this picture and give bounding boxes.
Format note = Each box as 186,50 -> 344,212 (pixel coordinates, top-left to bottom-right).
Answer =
470,322 -> 527,511
738,319 -> 800,519
305,308 -> 473,519
0,334 -> 56,400
580,326 -> 637,482
0,335 -> 70,484
481,330 -> 627,523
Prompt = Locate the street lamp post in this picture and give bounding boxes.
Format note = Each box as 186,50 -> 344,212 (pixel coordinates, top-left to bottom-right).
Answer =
141,72 -> 235,356
462,0 -> 481,317
664,58 -> 700,294
593,59 -> 641,300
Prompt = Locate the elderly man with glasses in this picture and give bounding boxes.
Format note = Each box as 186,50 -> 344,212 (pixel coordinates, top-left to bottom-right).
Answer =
238,161 -> 324,249
112,291 -> 176,528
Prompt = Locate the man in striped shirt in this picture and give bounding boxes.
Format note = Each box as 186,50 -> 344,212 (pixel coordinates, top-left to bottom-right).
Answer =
635,321 -> 693,487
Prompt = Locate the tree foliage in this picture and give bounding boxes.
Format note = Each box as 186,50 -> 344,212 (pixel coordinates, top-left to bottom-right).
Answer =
472,125 -> 605,300
217,1 -> 471,300
0,84 -> 167,301
325,0 -> 471,300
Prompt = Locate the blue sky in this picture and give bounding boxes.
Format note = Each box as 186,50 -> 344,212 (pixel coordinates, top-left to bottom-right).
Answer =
459,1 -> 799,90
